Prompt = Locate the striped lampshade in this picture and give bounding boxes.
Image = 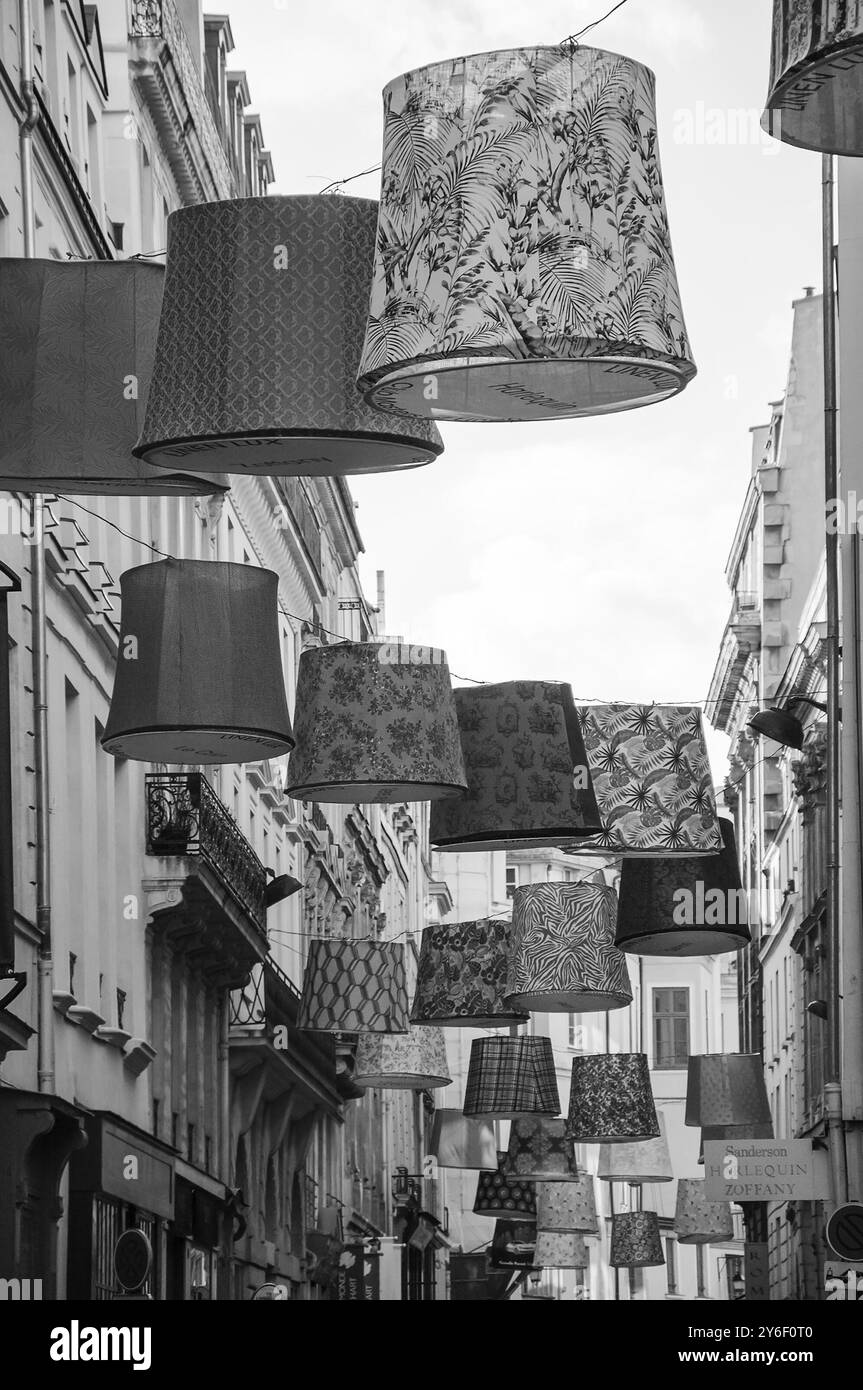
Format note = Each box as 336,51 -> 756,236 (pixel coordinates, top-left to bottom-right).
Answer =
506,881 -> 632,1012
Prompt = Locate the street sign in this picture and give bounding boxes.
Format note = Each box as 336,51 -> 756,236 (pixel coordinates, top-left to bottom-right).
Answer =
113,1230 -> 152,1293
826,1204 -> 863,1262
703,1139 -> 825,1201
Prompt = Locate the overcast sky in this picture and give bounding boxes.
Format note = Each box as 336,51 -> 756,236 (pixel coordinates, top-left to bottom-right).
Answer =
229,0 -> 823,778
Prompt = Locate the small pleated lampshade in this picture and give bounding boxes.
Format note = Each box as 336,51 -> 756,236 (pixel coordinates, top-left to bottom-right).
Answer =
354,1025 -> 451,1089
358,47 -> 695,421
0,259 -> 226,495
135,196 -> 442,476
598,1111 -> 674,1184
685,1055 -> 773,1128
473,1154 -> 537,1220
674,1179 -> 735,1245
615,819 -> 751,956
533,1231 -> 589,1270
697,1123 -> 775,1165
536,1177 -> 598,1235
503,1118 -> 577,1182
287,642 -> 467,803
566,1054 -> 659,1144
429,681 -> 602,851
463,1036 -> 560,1119
489,1220 -> 538,1269
430,1110 -> 498,1170
101,560 -> 294,763
609,1211 -> 665,1268
763,1 -> 863,155
411,917 -> 528,1027
506,881 -> 632,1012
296,939 -> 410,1034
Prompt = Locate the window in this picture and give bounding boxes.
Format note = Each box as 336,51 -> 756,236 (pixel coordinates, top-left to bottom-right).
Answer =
568,1014 -> 584,1050
505,866 -> 517,899
652,988 -> 690,1069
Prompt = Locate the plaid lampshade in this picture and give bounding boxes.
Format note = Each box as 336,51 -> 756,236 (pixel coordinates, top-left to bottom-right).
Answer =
296,939 -> 410,1033
566,1054 -> 659,1144
536,1177 -> 598,1235
685,1055 -> 773,1128
533,1232 -> 589,1271
473,1153 -> 537,1220
463,1036 -> 560,1119
598,1111 -> 674,1184
506,881 -> 632,1012
674,1179 -> 734,1245
411,918 -> 528,1027
763,1 -> 863,155
503,1118 -> 578,1182
489,1220 -> 538,1269
609,1211 -> 665,1268
353,1025 -> 451,1089
430,1110 -> 498,1170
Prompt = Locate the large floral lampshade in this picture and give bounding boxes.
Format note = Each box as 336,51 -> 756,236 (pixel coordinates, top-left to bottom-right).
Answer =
134,196 -> 442,476
357,46 -> 695,421
503,1118 -> 578,1182
296,939 -> 410,1033
609,1211 -> 665,1268
506,881 -> 632,1012
566,1054 -> 659,1143
430,1110 -> 498,1170
463,1036 -> 560,1118
353,1025 -> 451,1089
473,1153 -> 537,1220
536,1177 -> 598,1235
411,917 -> 528,1027
685,1055 -> 773,1128
763,1 -> 863,155
598,1111 -> 674,1184
674,1179 -> 734,1245
533,1231 -> 589,1270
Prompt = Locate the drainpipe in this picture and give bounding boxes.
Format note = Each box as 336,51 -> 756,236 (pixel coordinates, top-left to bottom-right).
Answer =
219,993 -> 231,1182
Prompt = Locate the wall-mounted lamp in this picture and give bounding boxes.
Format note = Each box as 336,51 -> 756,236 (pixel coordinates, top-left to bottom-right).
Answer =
748,696 -> 830,752
265,870 -> 302,909
806,999 -> 829,1021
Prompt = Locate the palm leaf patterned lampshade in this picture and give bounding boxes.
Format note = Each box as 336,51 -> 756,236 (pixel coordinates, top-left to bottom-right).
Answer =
296,938 -> 410,1033
533,1231 -> 589,1270
536,1177 -> 598,1235
463,1036 -> 560,1118
134,196 -> 442,476
685,1055 -> 773,1128
357,47 -> 695,421
503,1118 -> 578,1182
506,881 -> 632,1012
429,682 -> 602,850
674,1179 -> 734,1245
615,818 -> 752,956
490,1220 -> 538,1268
287,642 -> 467,803
566,1054 -> 659,1143
411,917 -> 528,1027
430,1110 -> 498,1170
763,1 -> 863,155
0,259 -> 226,495
609,1211 -> 665,1268
353,1024 -> 451,1089
473,1153 -> 537,1219
598,1111 -> 674,1184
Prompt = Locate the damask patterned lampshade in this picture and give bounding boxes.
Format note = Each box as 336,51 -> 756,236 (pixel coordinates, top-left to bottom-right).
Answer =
287,642 -> 467,803
296,939 -> 410,1033
411,917 -> 528,1027
357,47 -> 695,421
353,1025 -> 451,1089
489,1220 -> 538,1268
463,1036 -> 560,1118
763,1 -> 863,155
134,196 -> 442,476
0,259 -> 226,495
503,1118 -> 577,1182
609,1211 -> 665,1268
685,1055 -> 773,1128
430,1110 -> 498,1170
101,560 -> 294,763
533,1231 -> 589,1270
473,1153 -> 537,1220
674,1179 -> 734,1245
536,1177 -> 598,1234
566,1054 -> 659,1143
598,1111 -> 674,1184
429,682 -> 602,850
615,819 -> 751,956
506,881 -> 632,1012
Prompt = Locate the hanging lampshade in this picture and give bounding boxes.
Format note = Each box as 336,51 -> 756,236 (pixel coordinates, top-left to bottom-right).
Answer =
353,1024 -> 451,1089
463,1036 -> 560,1119
685,1055 -> 773,1129
430,1110 -> 498,1170
503,1118 -> 578,1182
357,46 -> 695,422
566,705 -> 722,856
697,1123 -> 775,1165
134,196 -> 442,476
286,641 -> 467,803
411,917 -> 528,1027
473,1153 -> 537,1220
489,1220 -> 538,1269
533,1231 -> 589,1270
296,939 -> 410,1033
506,881 -> 632,1012
566,1054 -> 659,1144
609,1212 -> 665,1269
429,682 -> 602,850
598,1111 -> 674,1184
449,1253 -> 510,1300
101,560 -> 294,763
763,1 -> 863,155
674,1179 -> 734,1245
536,1177 -> 598,1235
0,259 -> 226,495
615,819 -> 751,956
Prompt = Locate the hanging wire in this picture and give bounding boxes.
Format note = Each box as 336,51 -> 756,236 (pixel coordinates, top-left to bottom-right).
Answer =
53,496 -> 175,559
318,164 -> 382,196
561,0 -> 633,48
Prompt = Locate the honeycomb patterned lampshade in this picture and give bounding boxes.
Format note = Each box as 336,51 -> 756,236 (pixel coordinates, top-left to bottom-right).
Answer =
357,46 -> 695,422
287,642 -> 467,804
674,1179 -> 734,1245
533,1231 -> 589,1270
506,881 -> 632,1012
536,1177 -> 598,1235
0,259 -> 226,495
598,1111 -> 674,1184
503,1118 -> 578,1182
101,560 -> 294,764
429,682 -> 602,851
297,939 -> 410,1033
463,1036 -> 560,1119
609,1211 -> 665,1268
685,1055 -> 773,1128
353,1025 -> 451,1089
411,917 -> 528,1027
489,1220 -> 538,1268
430,1110 -> 498,1170
566,1054 -> 659,1144
135,196 -> 442,476
763,1 -> 863,155
473,1153 -> 537,1220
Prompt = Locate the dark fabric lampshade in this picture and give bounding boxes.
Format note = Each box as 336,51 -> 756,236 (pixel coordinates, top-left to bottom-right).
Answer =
463,1036 -> 560,1119
615,818 -> 752,956
609,1211 -> 665,1268
357,47 -> 695,421
685,1055 -> 773,1128
506,881 -> 632,1012
533,1231 -> 589,1270
503,1118 -> 578,1182
135,196 -> 442,476
449,1253 -> 510,1300
697,1123 -> 775,1165
566,1054 -> 659,1143
411,917 -> 528,1027
287,641 -> 467,803
353,1025 -> 451,1089
296,939 -> 410,1033
0,259 -> 227,495
674,1179 -> 734,1245
489,1220 -> 538,1268
473,1153 -> 537,1220
763,1 -> 863,155
598,1111 -> 673,1184
536,1177 -> 598,1235
429,681 -> 602,850
430,1110 -> 498,1170
101,560 -> 294,763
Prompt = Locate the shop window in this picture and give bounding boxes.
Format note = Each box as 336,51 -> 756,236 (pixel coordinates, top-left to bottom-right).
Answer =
653,988 -> 690,1069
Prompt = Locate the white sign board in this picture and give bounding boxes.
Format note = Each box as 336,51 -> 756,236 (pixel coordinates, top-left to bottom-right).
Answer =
703,1139 -> 826,1201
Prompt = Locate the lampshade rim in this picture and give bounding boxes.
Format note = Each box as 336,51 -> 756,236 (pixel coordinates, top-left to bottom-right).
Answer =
764,34 -> 863,156
473,1208 -> 538,1222
430,826 -> 605,850
0,474 -> 232,497
675,1234 -> 733,1246
504,989 -> 632,1013
287,778 -> 467,803
134,426 -> 444,469
354,1073 -> 452,1089
411,1012 -> 529,1028
503,1170 -> 580,1182
565,1130 -> 660,1144
465,1108 -> 561,1120
598,1173 -> 674,1184
101,725 -> 296,759
616,927 -> 751,956
296,1022 -> 411,1035
382,42 -> 656,84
